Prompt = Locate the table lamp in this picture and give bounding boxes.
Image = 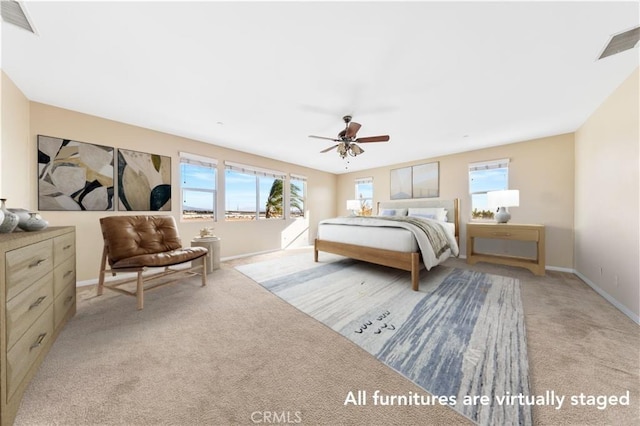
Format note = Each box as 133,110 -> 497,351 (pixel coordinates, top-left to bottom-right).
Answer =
487,190 -> 519,223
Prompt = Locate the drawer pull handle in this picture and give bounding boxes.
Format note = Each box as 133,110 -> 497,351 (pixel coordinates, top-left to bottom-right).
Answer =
28,259 -> 47,268
64,295 -> 74,305
491,232 -> 512,237
63,270 -> 74,278
30,333 -> 47,351
28,296 -> 47,310
63,244 -> 72,250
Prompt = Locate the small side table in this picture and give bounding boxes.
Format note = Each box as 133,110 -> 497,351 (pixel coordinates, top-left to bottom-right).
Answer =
466,223 -> 545,275
191,237 -> 221,274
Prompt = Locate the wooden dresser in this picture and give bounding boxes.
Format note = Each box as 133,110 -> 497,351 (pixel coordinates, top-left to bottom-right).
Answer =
0,227 -> 76,426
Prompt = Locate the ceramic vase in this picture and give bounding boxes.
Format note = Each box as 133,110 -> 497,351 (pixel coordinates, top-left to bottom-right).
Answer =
0,199 -> 19,233
8,207 -> 30,228
19,212 -> 49,232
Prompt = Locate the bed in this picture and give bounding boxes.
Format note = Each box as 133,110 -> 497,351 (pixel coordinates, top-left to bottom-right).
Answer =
314,198 -> 460,291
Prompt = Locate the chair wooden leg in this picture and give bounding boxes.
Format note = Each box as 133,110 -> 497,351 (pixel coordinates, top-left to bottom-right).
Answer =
136,271 -> 144,310
201,263 -> 207,287
97,244 -> 108,296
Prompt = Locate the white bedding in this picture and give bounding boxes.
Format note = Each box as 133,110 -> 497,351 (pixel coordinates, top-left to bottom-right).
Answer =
317,216 -> 459,270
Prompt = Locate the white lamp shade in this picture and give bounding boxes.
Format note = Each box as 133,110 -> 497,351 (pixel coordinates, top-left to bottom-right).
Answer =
487,190 -> 519,209
346,199 -> 361,210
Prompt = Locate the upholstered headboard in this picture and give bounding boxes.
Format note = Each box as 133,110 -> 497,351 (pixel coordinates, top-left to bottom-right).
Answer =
377,198 -> 460,238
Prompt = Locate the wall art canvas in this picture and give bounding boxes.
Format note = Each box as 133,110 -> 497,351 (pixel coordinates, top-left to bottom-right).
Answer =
412,162 -> 439,198
390,166 -> 412,199
117,148 -> 171,211
38,135 -> 114,211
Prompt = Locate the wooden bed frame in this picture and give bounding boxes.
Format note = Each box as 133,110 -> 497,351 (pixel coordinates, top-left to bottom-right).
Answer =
314,198 -> 460,291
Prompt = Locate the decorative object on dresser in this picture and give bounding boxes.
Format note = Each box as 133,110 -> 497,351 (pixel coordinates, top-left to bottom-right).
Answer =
0,199 -> 19,233
487,189 -> 519,223
0,226 -> 76,426
98,215 -> 208,310
18,213 -> 49,232
466,222 -> 545,275
7,208 -> 29,227
8,208 -> 49,232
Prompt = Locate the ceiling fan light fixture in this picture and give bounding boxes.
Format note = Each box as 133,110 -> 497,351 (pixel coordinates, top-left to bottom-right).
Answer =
337,143 -> 348,158
350,143 -> 364,156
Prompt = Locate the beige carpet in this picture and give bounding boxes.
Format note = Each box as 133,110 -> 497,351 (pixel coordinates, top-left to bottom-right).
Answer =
13,248 -> 639,425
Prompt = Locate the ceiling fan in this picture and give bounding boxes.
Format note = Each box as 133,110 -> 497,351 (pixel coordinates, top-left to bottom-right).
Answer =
309,115 -> 390,159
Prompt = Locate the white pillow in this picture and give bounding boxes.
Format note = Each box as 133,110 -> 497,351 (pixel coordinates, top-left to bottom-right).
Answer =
379,208 -> 408,216
408,207 -> 447,222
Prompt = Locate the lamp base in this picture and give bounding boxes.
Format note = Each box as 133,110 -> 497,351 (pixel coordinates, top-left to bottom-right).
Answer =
495,207 -> 511,223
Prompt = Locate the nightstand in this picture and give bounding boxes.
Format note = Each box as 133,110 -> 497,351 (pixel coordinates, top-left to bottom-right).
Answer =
466,222 -> 545,275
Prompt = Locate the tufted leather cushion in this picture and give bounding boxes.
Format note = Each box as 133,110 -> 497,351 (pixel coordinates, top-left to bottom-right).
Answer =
100,215 -> 207,268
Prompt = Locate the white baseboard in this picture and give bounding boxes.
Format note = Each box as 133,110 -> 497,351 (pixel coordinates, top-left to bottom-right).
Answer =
546,265 -> 574,273
574,271 -> 640,325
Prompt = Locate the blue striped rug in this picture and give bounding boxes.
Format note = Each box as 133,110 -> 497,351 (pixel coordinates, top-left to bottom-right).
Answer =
236,254 -> 532,425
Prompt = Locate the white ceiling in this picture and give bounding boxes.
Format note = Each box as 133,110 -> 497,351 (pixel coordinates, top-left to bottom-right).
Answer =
1,1 -> 638,174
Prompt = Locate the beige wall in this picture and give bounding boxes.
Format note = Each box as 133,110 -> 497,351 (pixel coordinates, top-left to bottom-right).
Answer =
575,67 -> 639,321
1,75 -> 336,281
1,72 -> 31,206
337,134 -> 576,269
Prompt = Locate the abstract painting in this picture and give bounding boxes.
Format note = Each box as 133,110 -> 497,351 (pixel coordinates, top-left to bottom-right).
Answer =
117,148 -> 171,211
412,162 -> 439,198
390,166 -> 412,199
38,135 -> 114,211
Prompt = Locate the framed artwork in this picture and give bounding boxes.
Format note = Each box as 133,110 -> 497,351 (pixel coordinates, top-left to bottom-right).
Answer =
390,167 -> 412,199
37,135 -> 114,211
118,148 -> 171,211
412,162 -> 439,198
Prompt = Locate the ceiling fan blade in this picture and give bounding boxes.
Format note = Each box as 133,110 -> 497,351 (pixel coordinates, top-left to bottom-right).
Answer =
355,135 -> 390,143
309,135 -> 339,142
320,144 -> 339,153
345,122 -> 361,139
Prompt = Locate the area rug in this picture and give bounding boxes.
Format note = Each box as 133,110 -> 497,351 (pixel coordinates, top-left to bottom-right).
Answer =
236,253 -> 532,426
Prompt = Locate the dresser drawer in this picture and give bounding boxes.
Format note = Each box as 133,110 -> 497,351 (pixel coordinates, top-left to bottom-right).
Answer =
53,256 -> 76,296
5,272 -> 53,351
470,226 -> 540,242
54,232 -> 75,265
6,306 -> 54,399
54,283 -> 76,329
6,239 -> 54,301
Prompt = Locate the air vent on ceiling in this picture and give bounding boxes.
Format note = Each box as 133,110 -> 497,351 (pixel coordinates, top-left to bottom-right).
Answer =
1,0 -> 36,34
598,26 -> 640,60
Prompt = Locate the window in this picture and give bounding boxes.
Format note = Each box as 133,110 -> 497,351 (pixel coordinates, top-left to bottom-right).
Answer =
469,158 -> 509,219
355,177 -> 373,216
180,152 -> 217,221
290,174 -> 306,218
224,161 -> 286,221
